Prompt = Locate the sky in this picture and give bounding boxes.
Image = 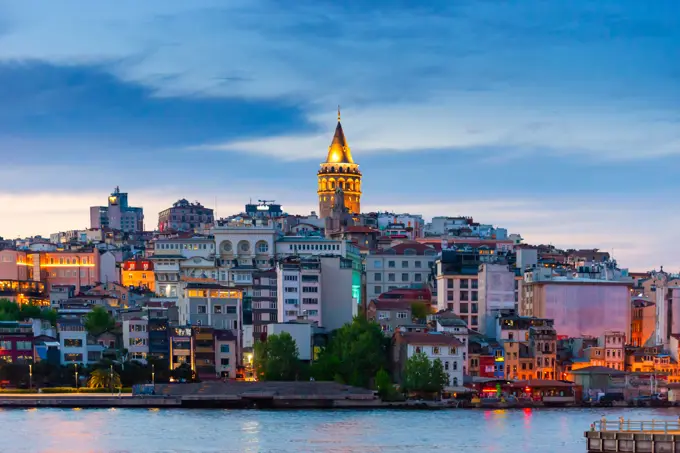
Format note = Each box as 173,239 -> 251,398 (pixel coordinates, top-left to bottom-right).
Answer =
0,0 -> 679,271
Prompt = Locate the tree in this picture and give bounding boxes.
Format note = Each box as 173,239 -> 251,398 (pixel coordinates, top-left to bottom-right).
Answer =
254,333 -> 300,381
403,353 -> 450,395
403,352 -> 432,393
0,299 -> 57,325
312,317 -> 388,387
428,359 -> 449,393
410,303 -> 429,323
83,306 -> 115,336
87,368 -> 122,389
375,368 -> 393,398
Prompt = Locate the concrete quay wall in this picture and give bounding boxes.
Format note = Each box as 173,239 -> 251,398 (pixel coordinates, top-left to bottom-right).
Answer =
585,431 -> 680,453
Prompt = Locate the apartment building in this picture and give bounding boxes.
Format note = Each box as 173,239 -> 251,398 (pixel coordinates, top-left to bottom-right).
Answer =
366,242 -> 437,301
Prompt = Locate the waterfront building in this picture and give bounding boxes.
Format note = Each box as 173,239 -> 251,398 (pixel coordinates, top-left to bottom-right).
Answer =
158,199 -> 214,233
367,300 -> 413,334
477,263 -> 518,335
121,258 -> 155,291
90,186 -> 144,233
169,326 -> 193,370
192,326 -> 216,381
435,250 -> 483,330
651,270 -> 680,348
214,330 -> 237,378
317,109 -> 362,219
147,316 -> 169,361
0,279 -> 47,306
251,270 -> 277,338
433,311 -> 470,374
56,318 -> 89,365
122,317 -> 149,363
520,264 -> 632,338
366,242 -> 437,302
0,321 -> 34,363
392,329 -> 465,389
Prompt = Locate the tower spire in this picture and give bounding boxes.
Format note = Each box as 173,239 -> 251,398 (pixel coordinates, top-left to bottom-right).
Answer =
337,105 -> 341,122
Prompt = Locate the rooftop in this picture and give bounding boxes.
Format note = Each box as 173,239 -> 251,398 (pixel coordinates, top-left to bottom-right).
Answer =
396,331 -> 463,347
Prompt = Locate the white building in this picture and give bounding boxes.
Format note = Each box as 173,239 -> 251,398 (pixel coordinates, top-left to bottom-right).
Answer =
212,217 -> 278,287
122,318 -> 149,363
57,319 -> 89,365
394,329 -> 465,389
267,322 -> 316,361
276,256 -> 357,330
275,236 -> 347,258
434,312 -> 470,375
277,258 -> 322,325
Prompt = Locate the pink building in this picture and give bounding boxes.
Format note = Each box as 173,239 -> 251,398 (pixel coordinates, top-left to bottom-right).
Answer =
521,267 -> 632,338
0,249 -> 103,295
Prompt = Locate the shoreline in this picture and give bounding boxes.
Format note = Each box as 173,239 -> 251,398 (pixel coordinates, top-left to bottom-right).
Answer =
0,394 -> 674,410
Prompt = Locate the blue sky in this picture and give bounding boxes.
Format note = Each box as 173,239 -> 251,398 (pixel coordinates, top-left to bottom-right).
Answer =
0,0 -> 679,270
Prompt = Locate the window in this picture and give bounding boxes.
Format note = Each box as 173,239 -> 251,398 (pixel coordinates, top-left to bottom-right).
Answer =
214,305 -> 222,314
378,311 -> 390,320
447,279 -> 454,289
509,332 -> 514,341
64,353 -> 83,362
226,306 -> 237,314
459,303 -> 468,314
453,361 -> 458,371
197,305 -> 207,314
0,341 -> 12,350
433,347 -> 440,355
415,347 -> 421,354
397,312 -> 408,319
447,291 -> 454,301
401,260 -> 408,268
414,274 -> 422,282
471,279 -> 478,289
471,291 -> 478,301
302,286 -> 318,293
449,347 -> 457,355
285,287 -> 298,293
388,261 -> 396,268
221,358 -> 230,366
373,260 -> 382,268
460,291 -> 469,301
444,361 -> 449,370
374,285 -> 382,294
374,273 -> 382,281
401,273 -> 408,282
220,344 -> 230,353
460,279 -> 469,289
303,298 -> 318,304
415,261 -> 422,268
471,316 -> 478,326
16,341 -> 32,350
388,273 -> 395,282
64,339 -> 82,348
285,299 -> 298,305
284,275 -> 298,281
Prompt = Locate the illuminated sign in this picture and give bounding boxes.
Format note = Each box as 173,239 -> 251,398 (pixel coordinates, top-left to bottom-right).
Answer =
495,357 -> 505,362
123,261 -> 153,271
256,205 -> 270,211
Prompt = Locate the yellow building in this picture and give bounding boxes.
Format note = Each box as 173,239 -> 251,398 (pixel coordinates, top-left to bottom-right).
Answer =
121,258 -> 155,291
317,108 -> 362,218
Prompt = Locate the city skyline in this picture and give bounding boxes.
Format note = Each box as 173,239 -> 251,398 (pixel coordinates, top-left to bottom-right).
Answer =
0,1 -> 679,270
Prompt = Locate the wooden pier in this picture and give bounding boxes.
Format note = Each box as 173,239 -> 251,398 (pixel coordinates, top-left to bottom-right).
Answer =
585,419 -> 680,452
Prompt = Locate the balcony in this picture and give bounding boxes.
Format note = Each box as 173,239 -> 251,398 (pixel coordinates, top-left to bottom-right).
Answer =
195,346 -> 214,354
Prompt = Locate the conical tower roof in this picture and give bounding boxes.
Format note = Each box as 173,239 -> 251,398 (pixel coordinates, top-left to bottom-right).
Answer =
325,107 -> 354,164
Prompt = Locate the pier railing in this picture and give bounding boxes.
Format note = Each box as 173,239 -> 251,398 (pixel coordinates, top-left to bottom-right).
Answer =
593,418 -> 680,433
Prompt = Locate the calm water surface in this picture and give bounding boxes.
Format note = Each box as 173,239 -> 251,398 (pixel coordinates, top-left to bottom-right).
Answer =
3,407 -> 680,452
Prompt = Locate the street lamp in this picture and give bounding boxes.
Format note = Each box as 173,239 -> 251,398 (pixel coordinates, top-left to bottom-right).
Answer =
110,364 -> 114,395
29,364 -> 32,391
152,364 -> 155,386
74,364 -> 79,391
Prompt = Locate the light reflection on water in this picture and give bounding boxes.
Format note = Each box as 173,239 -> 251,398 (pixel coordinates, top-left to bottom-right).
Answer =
3,407 -> 680,453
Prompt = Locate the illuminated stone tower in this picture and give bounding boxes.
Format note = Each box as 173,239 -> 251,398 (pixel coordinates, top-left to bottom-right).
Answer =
317,108 -> 362,219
